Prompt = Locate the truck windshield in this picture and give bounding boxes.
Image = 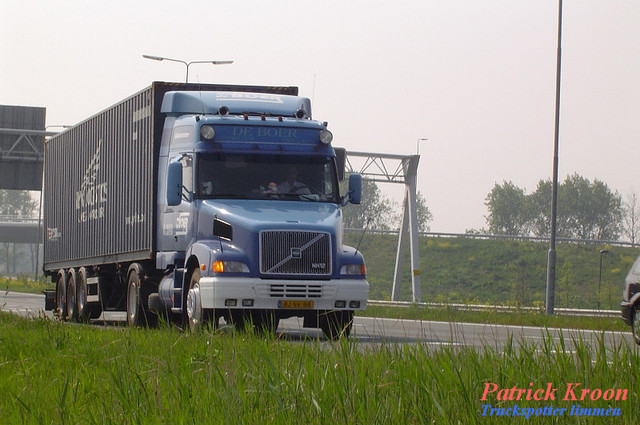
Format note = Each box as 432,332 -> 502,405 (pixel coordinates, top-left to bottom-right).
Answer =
196,153 -> 340,203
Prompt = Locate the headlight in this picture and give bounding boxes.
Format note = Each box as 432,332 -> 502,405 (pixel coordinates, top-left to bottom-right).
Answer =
319,129 -> 333,145
340,264 -> 366,276
200,125 -> 215,141
212,261 -> 249,273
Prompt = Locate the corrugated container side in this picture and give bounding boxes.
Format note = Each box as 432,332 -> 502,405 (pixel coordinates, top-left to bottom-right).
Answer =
43,88 -> 156,271
42,81 -> 297,272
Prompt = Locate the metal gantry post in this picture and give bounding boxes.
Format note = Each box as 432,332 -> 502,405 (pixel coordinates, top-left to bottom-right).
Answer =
345,151 -> 421,302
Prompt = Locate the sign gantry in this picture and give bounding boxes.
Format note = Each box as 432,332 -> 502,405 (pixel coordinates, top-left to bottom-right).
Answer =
345,151 -> 421,302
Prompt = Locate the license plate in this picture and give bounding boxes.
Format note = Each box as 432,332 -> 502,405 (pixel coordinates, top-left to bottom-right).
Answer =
279,300 -> 314,309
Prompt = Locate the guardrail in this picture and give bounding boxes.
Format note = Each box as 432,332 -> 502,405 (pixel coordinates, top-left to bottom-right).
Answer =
367,300 -> 621,318
0,215 -> 39,223
344,228 -> 639,248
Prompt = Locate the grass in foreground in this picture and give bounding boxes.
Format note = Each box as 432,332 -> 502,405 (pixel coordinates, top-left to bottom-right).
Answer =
0,313 -> 637,424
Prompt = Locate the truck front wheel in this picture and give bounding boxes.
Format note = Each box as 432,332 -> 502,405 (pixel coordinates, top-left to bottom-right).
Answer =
186,269 -> 212,331
77,267 -> 101,322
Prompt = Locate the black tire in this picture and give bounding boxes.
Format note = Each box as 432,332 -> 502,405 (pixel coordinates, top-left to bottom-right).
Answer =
251,310 -> 280,335
77,267 -> 101,322
55,269 -> 67,320
632,307 -> 640,345
186,269 -> 212,331
229,311 -> 248,332
126,265 -> 157,327
66,269 -> 78,322
320,310 -> 354,340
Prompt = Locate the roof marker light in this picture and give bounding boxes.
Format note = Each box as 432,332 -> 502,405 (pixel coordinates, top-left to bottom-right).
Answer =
200,125 -> 215,140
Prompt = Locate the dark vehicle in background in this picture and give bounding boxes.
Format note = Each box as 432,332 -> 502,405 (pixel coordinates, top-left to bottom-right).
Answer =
621,254 -> 640,344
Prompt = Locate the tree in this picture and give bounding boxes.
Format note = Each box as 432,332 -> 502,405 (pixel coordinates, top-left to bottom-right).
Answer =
0,190 -> 37,217
484,181 -> 530,235
415,191 -> 433,233
0,190 -> 38,275
528,179 -> 553,238
485,175 -> 624,240
560,174 -> 622,240
342,178 -> 432,232
623,192 -> 640,246
342,178 -> 396,230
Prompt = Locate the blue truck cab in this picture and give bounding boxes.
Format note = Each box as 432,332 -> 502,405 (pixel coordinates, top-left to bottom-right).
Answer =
43,82 -> 368,338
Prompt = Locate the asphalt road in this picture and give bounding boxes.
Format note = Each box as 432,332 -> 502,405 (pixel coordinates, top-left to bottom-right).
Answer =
1,291 -> 634,351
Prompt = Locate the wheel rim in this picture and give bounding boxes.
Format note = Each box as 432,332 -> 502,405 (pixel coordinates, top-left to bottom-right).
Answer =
66,271 -> 76,320
77,270 -> 87,318
187,283 -> 201,330
633,309 -> 640,342
127,279 -> 139,326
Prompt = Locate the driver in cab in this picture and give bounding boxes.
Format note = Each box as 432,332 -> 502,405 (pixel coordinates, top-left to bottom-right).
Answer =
278,166 -> 310,195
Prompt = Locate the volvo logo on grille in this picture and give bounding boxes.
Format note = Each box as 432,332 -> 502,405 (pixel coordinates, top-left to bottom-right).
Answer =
291,247 -> 302,258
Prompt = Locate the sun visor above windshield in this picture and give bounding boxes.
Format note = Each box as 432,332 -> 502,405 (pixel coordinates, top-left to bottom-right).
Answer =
161,91 -> 312,119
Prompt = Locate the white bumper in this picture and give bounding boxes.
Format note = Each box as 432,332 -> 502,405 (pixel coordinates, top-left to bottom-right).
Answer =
199,276 -> 369,310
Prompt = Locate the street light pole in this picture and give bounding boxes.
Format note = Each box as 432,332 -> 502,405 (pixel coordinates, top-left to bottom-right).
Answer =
143,55 -> 233,83
546,0 -> 563,315
416,138 -> 428,155
598,249 -> 609,310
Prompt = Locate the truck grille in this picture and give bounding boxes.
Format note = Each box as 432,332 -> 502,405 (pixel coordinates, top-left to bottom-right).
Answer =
260,231 -> 332,276
256,283 -> 337,299
270,284 -> 322,298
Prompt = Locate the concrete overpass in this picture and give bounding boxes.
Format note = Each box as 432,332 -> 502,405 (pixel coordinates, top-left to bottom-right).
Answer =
0,217 -> 40,244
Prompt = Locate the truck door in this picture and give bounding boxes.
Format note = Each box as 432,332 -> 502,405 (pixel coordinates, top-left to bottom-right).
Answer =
164,154 -> 195,251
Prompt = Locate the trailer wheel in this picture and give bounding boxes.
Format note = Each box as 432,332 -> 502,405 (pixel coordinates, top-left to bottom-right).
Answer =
319,310 -> 353,340
66,269 -> 78,322
55,269 -> 67,320
77,267 -> 101,322
126,269 -> 144,326
127,265 -> 158,327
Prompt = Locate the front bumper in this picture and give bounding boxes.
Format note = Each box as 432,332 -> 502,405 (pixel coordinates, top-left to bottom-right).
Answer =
198,276 -> 369,311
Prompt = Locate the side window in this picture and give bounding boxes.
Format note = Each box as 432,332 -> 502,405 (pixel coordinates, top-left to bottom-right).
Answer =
323,162 -> 334,195
180,155 -> 193,196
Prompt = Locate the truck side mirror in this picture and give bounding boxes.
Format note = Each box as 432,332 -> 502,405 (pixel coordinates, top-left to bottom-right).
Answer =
167,161 -> 183,206
334,147 -> 346,181
348,173 -> 362,205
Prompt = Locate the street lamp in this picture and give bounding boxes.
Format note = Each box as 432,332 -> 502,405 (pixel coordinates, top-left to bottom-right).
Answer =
416,138 -> 428,155
546,0 -> 564,315
143,55 -> 233,83
598,249 -> 609,310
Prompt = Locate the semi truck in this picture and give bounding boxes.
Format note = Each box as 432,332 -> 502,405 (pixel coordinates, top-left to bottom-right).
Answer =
43,81 -> 368,338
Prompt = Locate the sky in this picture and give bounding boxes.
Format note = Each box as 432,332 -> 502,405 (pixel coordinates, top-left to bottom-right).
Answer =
2,1 -> 639,233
